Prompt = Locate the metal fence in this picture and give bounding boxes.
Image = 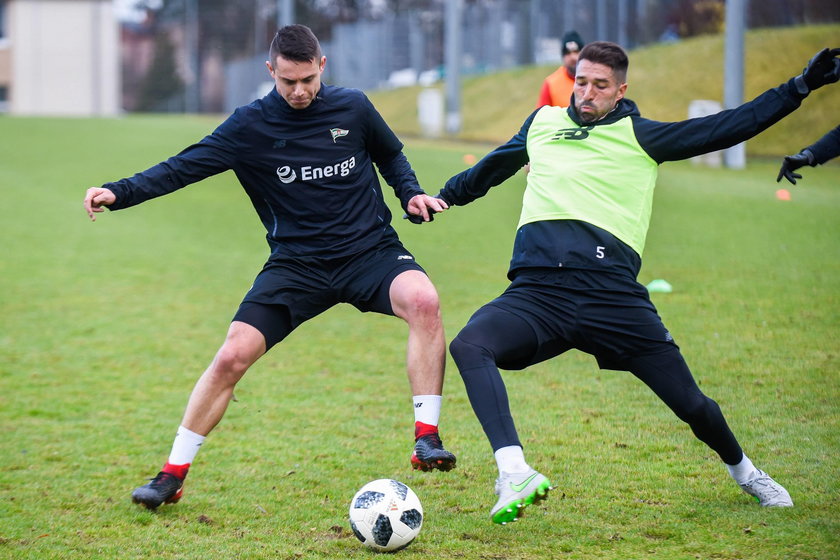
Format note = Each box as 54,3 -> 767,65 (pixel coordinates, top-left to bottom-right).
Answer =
226,0 -> 666,111
222,0 -> 835,111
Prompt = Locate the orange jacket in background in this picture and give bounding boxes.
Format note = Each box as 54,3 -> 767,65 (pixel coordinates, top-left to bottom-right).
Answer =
536,67 -> 575,108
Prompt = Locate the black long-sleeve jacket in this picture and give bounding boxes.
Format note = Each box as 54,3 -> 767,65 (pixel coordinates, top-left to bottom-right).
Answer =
105,85 -> 424,260
804,124 -> 840,164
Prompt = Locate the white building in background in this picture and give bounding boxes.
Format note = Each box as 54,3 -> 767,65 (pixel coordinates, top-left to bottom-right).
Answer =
0,0 -> 120,115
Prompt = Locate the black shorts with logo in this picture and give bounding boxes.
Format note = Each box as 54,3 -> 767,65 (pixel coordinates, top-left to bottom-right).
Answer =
233,240 -> 425,349
480,267 -> 678,371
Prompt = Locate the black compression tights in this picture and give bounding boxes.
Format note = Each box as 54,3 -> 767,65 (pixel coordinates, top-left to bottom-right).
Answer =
449,308 -> 744,465
449,308 -> 539,452
626,351 -> 743,465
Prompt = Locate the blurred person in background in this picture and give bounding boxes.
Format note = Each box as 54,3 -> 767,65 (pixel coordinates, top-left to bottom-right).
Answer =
83,24 -> 455,511
536,30 -> 586,108
777,123 -> 840,184
438,42 -> 839,524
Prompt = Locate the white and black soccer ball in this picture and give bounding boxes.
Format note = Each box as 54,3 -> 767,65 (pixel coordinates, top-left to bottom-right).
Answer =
348,479 -> 423,552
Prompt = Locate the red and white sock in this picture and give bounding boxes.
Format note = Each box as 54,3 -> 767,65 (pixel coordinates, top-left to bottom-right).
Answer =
161,461 -> 190,480
413,395 -> 442,439
163,425 -> 205,479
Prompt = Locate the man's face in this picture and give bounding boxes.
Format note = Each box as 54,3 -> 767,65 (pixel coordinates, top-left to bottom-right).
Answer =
573,59 -> 627,123
563,50 -> 580,75
267,55 -> 325,110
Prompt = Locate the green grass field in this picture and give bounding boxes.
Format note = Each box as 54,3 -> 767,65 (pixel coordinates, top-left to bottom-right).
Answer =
1,100 -> 839,557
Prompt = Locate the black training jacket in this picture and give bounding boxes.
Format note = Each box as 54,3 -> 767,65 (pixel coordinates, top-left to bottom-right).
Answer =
104,85 -> 424,259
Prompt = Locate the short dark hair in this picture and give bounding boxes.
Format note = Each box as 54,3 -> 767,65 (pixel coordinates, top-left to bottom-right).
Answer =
578,41 -> 628,83
269,24 -> 321,65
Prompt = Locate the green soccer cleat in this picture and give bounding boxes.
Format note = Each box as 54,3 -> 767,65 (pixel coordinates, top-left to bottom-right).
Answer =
490,469 -> 552,524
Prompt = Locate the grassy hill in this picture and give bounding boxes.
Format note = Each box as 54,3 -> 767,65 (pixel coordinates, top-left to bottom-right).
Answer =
368,24 -> 840,157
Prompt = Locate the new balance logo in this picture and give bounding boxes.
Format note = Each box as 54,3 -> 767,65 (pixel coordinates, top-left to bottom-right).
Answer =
552,126 -> 594,141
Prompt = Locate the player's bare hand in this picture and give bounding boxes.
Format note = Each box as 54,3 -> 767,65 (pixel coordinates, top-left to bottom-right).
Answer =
406,194 -> 449,224
83,187 -> 116,221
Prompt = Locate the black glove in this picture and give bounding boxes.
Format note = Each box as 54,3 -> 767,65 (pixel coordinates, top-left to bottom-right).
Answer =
795,47 -> 840,94
403,194 -> 448,224
776,149 -> 815,185
405,209 -> 436,224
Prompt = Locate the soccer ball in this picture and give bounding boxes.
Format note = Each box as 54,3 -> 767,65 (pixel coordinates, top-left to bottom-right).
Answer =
348,479 -> 423,552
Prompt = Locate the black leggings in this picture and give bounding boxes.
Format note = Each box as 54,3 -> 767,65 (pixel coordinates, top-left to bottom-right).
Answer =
449,307 -> 744,465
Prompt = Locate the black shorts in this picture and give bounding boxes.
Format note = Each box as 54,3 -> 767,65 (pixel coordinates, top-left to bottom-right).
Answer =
480,268 -> 678,370
232,240 -> 425,349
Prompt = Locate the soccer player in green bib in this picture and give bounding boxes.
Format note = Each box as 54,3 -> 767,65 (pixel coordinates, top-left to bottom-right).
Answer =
438,41 -> 839,524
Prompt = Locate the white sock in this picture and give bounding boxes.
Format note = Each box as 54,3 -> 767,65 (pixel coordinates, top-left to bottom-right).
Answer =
494,445 -> 530,475
413,395 -> 442,426
167,425 -> 206,466
726,453 -> 758,485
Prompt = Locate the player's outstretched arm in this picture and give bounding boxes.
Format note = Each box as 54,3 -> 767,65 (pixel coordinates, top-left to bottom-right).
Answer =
83,187 -> 116,221
405,194 -> 449,224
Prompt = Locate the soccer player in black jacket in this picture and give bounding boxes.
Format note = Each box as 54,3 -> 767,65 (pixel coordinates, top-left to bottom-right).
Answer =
83,25 -> 454,510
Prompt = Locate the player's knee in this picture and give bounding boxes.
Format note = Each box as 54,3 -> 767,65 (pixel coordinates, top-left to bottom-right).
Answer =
449,333 -> 493,369
212,344 -> 256,380
676,393 -> 721,427
448,335 -> 469,362
397,288 -> 441,322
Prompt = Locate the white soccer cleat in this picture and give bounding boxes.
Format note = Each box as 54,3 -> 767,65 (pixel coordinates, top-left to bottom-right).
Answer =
739,469 -> 793,507
490,469 -> 552,524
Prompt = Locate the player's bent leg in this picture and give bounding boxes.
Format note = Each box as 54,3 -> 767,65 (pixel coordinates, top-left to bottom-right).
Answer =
628,349 -> 743,464
389,270 -> 445,395
389,270 -> 455,472
627,349 -> 793,506
449,306 -> 540,451
181,321 -> 267,435
450,335 -> 521,451
450,305 -> 558,523
132,321 -> 267,509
